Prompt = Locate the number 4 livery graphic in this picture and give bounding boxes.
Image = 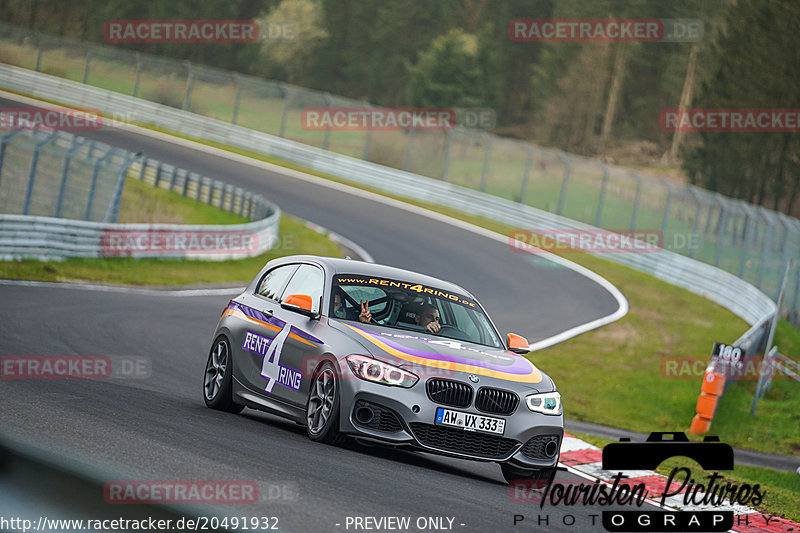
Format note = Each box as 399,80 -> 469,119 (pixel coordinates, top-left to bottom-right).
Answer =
260,324 -> 291,393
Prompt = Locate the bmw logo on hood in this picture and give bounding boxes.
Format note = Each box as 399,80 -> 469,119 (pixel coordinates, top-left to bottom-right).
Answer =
468,375 -> 480,383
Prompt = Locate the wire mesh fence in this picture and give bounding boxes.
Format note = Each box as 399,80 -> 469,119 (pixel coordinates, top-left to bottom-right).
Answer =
0,21 -> 798,320
0,129 -> 134,222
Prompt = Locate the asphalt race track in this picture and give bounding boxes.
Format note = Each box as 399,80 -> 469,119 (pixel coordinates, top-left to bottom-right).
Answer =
0,97 -> 637,532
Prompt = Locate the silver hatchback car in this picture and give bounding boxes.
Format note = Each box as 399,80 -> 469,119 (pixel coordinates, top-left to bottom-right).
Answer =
203,255 -> 563,483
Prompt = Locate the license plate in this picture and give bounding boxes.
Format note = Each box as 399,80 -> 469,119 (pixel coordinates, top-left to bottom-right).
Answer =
435,407 -> 505,435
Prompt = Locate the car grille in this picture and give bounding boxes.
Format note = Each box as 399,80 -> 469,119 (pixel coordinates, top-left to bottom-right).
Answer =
353,400 -> 404,433
409,422 -> 519,460
521,435 -> 561,460
426,379 -> 473,408
475,387 -> 519,415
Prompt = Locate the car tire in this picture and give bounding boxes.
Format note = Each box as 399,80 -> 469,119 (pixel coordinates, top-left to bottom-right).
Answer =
500,463 -> 556,486
306,361 -> 346,446
203,335 -> 244,413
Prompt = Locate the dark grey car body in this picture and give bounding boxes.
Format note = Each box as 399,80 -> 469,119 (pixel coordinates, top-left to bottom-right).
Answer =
206,255 -> 563,474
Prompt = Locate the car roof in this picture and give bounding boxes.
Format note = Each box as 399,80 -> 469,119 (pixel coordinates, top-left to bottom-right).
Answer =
274,255 -> 475,298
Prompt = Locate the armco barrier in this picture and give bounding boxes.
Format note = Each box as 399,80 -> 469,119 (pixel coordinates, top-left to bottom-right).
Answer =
0,212 -> 278,261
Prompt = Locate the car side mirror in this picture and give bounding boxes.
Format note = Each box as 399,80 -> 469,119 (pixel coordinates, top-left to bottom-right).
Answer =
507,333 -> 530,355
281,294 -> 319,319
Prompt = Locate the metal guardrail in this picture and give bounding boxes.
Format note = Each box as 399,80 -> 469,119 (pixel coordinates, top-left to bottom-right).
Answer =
0,64 -> 776,329
0,211 -> 279,262
0,129 -> 280,261
0,21 -> 797,321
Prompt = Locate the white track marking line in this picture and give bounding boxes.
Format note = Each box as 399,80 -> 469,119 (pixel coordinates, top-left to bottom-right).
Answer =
0,279 -> 244,296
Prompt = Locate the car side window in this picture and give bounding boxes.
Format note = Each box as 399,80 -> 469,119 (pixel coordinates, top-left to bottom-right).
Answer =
280,264 -> 324,314
449,302 -> 480,340
256,264 -> 297,301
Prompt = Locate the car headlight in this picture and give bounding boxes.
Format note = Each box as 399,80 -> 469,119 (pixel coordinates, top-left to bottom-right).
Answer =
525,392 -> 562,415
346,355 -> 418,388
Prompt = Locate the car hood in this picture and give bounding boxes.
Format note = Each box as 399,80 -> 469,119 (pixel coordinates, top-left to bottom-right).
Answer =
330,321 -> 554,392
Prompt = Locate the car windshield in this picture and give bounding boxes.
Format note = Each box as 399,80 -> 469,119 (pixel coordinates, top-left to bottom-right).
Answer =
330,274 -> 503,349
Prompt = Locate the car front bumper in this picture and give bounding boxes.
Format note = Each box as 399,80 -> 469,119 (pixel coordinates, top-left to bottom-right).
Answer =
337,368 -> 564,468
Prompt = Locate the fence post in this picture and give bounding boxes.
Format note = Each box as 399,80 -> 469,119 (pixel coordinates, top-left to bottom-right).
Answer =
23,132 -> 59,215
55,136 -> 88,218
687,187 -> 704,259
478,133 -> 492,192
137,158 -> 147,181
168,164 -> 178,192
85,147 -> 116,221
713,196 -> 729,268
776,215 -> 795,302
752,260 -> 793,414
103,151 -> 139,223
556,154 -> 571,215
756,209 -> 774,291
402,130 -> 416,171
440,127 -> 454,181
181,170 -> 190,197
132,52 -> 142,97
35,36 -> 44,72
594,164 -> 609,227
793,259 -> 800,320
737,203 -> 756,278
629,172 -> 643,231
232,74 -> 242,125
659,178 -> 673,238
321,93 -> 332,150
361,102 -> 373,161
278,84 -> 292,138
0,131 -> 23,183
518,145 -> 534,203
153,161 -> 163,188
182,62 -> 195,111
82,45 -> 92,84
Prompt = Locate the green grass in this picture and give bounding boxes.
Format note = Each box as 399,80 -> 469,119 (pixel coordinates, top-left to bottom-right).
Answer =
117,177 -> 250,225
571,432 -> 800,522
0,176 -> 344,285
